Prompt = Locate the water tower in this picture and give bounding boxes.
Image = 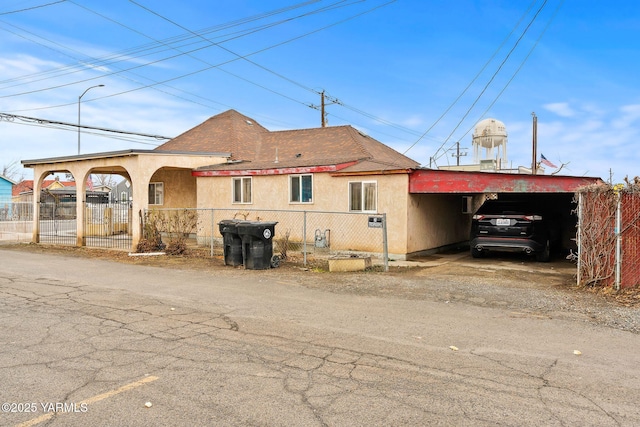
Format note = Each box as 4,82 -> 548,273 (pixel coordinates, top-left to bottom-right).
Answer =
472,118 -> 508,168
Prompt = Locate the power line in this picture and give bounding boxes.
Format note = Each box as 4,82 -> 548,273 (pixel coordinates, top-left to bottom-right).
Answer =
0,0 -> 65,16
430,0 -> 550,166
443,0 -> 566,163
0,112 -> 172,140
2,0 -> 422,148
403,0 -> 540,157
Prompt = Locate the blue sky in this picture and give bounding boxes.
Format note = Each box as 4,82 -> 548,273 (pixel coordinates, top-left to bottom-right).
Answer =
1,0 -> 638,182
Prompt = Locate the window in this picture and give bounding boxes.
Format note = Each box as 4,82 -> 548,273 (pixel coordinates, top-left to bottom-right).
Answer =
233,177 -> 252,204
349,181 -> 377,212
120,191 -> 128,203
290,174 -> 313,203
148,182 -> 164,205
462,196 -> 473,214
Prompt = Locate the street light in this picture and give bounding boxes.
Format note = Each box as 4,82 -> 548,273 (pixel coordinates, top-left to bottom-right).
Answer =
77,84 -> 104,155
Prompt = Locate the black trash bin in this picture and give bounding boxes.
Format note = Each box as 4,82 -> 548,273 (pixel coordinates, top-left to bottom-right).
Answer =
218,220 -> 244,266
236,221 -> 278,270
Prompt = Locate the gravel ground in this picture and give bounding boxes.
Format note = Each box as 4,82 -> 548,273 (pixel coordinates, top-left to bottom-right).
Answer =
2,243 -> 639,334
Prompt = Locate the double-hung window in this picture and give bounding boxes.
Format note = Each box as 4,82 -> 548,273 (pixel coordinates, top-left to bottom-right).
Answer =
349,181 -> 377,212
290,174 -> 313,203
148,182 -> 164,205
232,177 -> 252,204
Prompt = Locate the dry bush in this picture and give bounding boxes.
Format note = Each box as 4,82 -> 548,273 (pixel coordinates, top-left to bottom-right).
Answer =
275,228 -> 291,260
137,210 -> 166,252
164,209 -> 198,255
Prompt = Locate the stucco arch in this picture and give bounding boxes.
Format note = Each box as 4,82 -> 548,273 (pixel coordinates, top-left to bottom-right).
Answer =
23,150 -> 229,250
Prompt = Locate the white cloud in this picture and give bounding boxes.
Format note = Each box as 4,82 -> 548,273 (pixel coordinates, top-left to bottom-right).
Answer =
612,104 -> 640,129
543,102 -> 576,118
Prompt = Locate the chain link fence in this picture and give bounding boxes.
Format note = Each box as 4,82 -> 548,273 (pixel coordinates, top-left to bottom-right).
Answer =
142,208 -> 388,269
577,184 -> 640,289
0,200 -> 32,242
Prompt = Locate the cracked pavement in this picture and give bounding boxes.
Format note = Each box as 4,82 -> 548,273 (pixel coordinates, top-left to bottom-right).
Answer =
1,249 -> 640,426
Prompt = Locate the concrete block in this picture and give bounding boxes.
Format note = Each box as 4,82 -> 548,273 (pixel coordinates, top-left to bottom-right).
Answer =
328,255 -> 371,272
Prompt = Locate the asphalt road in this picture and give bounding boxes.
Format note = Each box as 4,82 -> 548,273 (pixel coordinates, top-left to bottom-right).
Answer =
1,249 -> 639,426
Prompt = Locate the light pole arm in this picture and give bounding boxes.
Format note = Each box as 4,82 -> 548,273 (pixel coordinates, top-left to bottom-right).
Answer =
77,84 -> 104,155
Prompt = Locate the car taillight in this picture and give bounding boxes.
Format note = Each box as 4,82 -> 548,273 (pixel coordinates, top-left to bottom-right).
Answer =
523,215 -> 542,221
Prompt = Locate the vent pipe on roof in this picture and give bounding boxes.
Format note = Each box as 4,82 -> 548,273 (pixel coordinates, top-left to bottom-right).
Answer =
274,147 -> 279,164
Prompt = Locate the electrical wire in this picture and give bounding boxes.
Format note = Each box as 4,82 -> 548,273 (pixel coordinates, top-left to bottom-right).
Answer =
440,0 -> 566,163
0,0 -> 321,87
2,0 -> 420,146
0,112 -> 171,140
0,0 -> 65,16
428,0 -> 550,168
403,0 -> 539,157
0,1 -> 380,104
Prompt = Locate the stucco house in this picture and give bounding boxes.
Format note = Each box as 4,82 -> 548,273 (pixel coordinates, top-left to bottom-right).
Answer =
158,110 -> 420,256
22,109 -> 600,257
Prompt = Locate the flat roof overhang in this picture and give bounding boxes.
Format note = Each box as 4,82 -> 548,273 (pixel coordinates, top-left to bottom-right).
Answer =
409,169 -> 603,193
21,149 -> 231,167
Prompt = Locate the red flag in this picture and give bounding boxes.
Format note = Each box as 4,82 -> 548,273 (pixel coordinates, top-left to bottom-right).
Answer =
86,175 -> 94,191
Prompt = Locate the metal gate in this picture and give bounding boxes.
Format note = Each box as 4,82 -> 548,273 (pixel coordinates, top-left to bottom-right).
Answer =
39,201 -> 77,245
85,203 -> 132,249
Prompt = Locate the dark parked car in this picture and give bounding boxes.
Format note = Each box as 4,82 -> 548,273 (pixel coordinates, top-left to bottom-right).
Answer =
470,200 -> 560,262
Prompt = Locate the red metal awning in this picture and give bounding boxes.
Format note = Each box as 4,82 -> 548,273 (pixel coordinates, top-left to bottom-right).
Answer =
409,169 -> 603,194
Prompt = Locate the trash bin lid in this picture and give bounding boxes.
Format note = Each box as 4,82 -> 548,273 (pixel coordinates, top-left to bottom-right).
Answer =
219,219 -> 251,233
236,221 -> 278,239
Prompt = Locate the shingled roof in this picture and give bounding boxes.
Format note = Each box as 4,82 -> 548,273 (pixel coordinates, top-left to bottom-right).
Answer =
155,110 -> 419,172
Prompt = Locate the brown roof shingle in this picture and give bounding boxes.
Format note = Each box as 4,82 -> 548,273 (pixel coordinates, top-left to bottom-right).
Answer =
156,109 -> 419,172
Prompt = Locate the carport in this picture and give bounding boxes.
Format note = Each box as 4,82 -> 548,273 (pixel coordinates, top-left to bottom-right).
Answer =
406,169 -> 603,256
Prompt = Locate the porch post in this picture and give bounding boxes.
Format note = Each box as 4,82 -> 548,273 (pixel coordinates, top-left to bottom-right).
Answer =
32,171 -> 44,243
130,173 -> 150,251
75,169 -> 88,246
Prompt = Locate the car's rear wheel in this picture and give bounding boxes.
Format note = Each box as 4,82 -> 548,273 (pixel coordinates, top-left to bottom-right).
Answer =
536,239 -> 550,262
471,247 -> 484,258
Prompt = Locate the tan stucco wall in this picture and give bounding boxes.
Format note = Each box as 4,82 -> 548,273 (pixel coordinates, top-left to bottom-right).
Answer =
406,193 -> 475,255
150,169 -> 197,208
196,172 -> 411,255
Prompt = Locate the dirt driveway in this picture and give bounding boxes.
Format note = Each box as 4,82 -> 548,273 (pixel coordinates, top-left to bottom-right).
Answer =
3,243 -> 639,334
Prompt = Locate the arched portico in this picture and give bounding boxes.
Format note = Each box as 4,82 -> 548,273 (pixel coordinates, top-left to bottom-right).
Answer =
23,150 -> 229,251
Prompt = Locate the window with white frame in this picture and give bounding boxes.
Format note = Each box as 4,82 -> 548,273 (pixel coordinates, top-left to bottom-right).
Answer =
148,182 -> 164,205
349,181 -> 377,212
232,177 -> 252,204
120,191 -> 128,203
290,174 -> 313,203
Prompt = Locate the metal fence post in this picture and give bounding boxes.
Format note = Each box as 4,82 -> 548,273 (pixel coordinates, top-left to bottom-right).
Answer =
615,192 -> 622,291
303,210 -> 307,267
382,213 -> 389,272
210,209 -> 215,258
577,192 -> 582,287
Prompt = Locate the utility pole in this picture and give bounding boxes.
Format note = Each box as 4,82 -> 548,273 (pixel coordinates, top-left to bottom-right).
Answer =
531,112 -> 538,175
311,90 -> 340,127
451,141 -> 467,166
